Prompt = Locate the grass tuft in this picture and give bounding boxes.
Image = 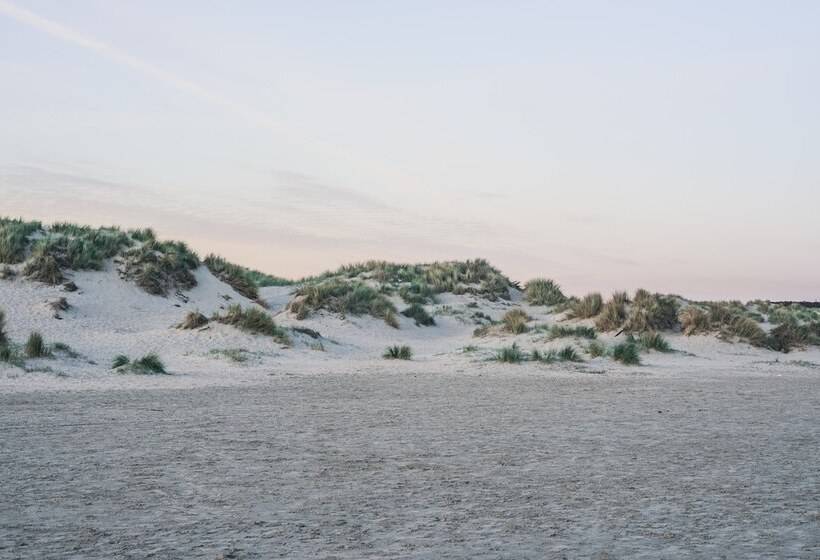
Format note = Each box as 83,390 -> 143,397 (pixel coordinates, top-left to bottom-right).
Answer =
178,310 -> 209,330
401,303 -> 436,326
214,304 -> 290,344
383,345 -> 412,360
611,342 -> 641,365
549,325 -> 597,339
24,331 -> 51,358
111,354 -> 130,368
524,278 -> 566,306
568,293 -> 603,319
638,332 -> 671,352
496,343 -> 525,363
502,309 -> 530,334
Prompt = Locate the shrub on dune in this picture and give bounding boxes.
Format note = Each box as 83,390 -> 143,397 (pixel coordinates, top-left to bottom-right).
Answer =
764,322 -> 811,353
121,241 -> 199,296
726,315 -> 766,346
557,345 -> 582,362
524,278 -> 566,306
399,282 -> 437,305
0,218 -> 41,264
401,304 -> 436,327
568,293 -> 603,319
502,309 -> 530,334
383,345 -> 412,360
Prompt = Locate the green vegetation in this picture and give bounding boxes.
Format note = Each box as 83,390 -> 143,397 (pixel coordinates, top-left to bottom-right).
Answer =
121,240 -> 199,295
399,281 -> 437,305
24,331 -> 51,358
568,292 -> 603,319
23,254 -> 64,284
204,254 -> 260,300
401,303 -> 436,326
177,311 -> 209,330
383,345 -> 413,360
679,306 -> 711,335
637,332 -> 671,352
213,304 -> 290,344
0,308 -> 6,346
611,342 -> 641,365
549,325 -> 597,339
530,348 -> 558,363
111,354 -> 130,369
624,291 -> 679,332
289,279 -> 398,327
557,345 -> 582,362
0,218 -> 42,263
595,298 -> 627,331
502,308 -> 530,334
524,278 -> 566,306
209,348 -> 252,363
587,340 -> 607,358
496,343 -> 525,363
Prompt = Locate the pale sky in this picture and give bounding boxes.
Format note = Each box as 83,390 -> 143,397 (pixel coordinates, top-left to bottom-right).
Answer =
1,1 -> 818,300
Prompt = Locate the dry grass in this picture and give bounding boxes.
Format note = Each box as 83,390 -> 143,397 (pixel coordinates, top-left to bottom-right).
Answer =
568,293 -> 603,319
524,278 -> 565,306
502,309 -> 530,334
177,311 -> 209,330
595,299 -> 626,331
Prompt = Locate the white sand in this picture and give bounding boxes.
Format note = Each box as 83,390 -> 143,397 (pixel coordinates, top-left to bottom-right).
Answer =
1,266 -> 819,557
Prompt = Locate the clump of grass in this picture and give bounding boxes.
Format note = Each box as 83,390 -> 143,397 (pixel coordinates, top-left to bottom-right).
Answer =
764,322 -> 812,353
121,240 -> 199,296
177,310 -> 209,330
0,218 -> 42,263
726,315 -> 766,346
557,345 -> 582,362
24,331 -> 51,358
383,345 -> 412,360
611,291 -> 630,306
638,332 -> 671,352
204,254 -> 260,301
679,306 -> 711,335
132,353 -> 167,374
524,278 -> 566,306
0,265 -> 16,279
23,254 -> 64,285
399,282 -> 437,305
289,279 -> 398,327
611,342 -> 640,365
209,348 -> 251,363
401,303 -> 436,326
502,309 -> 530,334
595,299 -> 627,331
496,343 -> 525,363
214,304 -> 290,344
624,292 -> 679,332
0,344 -> 23,366
530,348 -> 558,363
51,342 -> 80,358
111,354 -> 130,369
0,308 -> 6,345
587,340 -> 607,358
32,227 -> 132,271
568,293 -> 603,319
549,325 -> 597,339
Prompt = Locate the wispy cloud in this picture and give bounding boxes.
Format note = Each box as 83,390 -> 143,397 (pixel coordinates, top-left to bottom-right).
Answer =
0,0 -> 278,131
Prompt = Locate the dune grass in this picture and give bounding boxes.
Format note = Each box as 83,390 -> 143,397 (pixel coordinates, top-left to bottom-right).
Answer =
204,254 -> 261,301
679,306 -> 711,335
502,309 -> 530,334
496,343 -> 525,363
0,218 -> 42,264
568,293 -> 603,319
214,304 -> 290,344
611,341 -> 641,365
0,308 -> 6,346
290,279 -> 398,327
23,254 -> 64,285
401,303 -> 436,326
524,278 -> 566,306
595,298 -> 627,331
399,281 -> 437,305
112,353 -> 167,374
177,311 -> 209,330
383,345 -> 412,360
587,340 -> 607,358
623,291 -> 679,332
637,331 -> 671,352
549,325 -> 597,339
122,240 -> 199,295
24,332 -> 51,358
557,345 -> 582,362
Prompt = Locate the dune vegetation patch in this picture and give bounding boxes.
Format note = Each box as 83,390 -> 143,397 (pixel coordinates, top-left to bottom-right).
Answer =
120,240 -> 199,295
568,293 -> 603,319
548,325 -> 597,340
383,345 -> 413,360
202,254 -> 287,303
177,311 -> 209,330
401,303 -> 436,326
112,353 -> 168,375
0,218 -> 42,264
524,278 -> 566,306
289,279 -> 398,327
502,309 -> 530,334
213,304 -> 290,344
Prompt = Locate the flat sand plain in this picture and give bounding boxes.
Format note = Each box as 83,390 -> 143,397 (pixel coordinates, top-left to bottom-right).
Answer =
2,368 -> 818,559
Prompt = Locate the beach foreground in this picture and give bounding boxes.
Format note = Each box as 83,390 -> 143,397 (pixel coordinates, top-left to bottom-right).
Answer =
2,368 -> 818,559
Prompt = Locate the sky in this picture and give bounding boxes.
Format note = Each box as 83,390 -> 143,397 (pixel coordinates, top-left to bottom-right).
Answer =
1,0 -> 818,300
